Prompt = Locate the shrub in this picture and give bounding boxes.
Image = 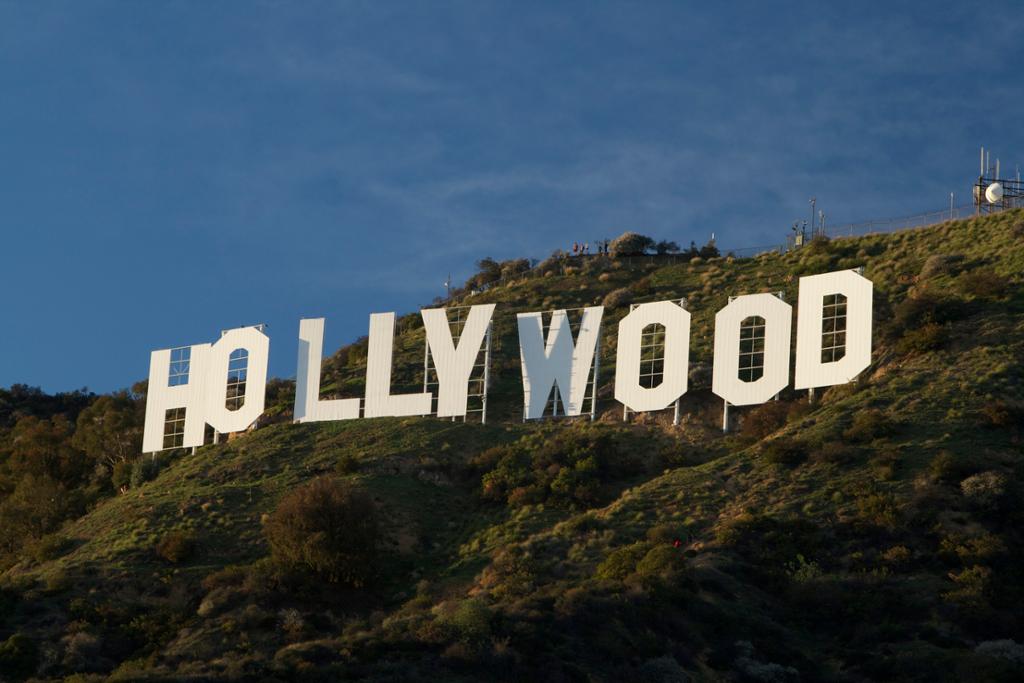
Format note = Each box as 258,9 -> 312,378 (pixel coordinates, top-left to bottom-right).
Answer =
596,542 -> 650,581
264,477 -> 379,587
130,456 -> 160,489
869,450 -> 900,480
956,268 -> 1009,299
654,240 -> 680,255
112,460 -> 133,491
855,493 -> 899,529
155,531 -> 196,564
842,409 -> 892,442
0,633 -> 39,680
811,441 -> 857,466
896,322 -> 947,355
761,438 -> 806,466
478,427 -> 636,510
960,471 -> 1008,510
919,254 -> 963,279
634,545 -> 684,580
740,401 -> 790,440
980,399 -> 1024,429
609,232 -> 655,257
929,450 -> 981,484
440,599 -> 493,648
943,565 -> 992,609
27,533 -> 70,563
601,287 -> 633,308
335,452 -> 360,475
975,639 -> 1024,665
891,290 -> 962,331
645,523 -> 682,545
635,656 -> 689,683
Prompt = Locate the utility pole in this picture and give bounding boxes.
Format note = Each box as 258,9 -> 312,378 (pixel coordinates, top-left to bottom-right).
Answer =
444,274 -> 451,300
809,197 -> 816,237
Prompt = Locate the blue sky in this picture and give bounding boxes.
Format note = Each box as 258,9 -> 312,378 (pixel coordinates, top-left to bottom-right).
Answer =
1,1 -> 1021,392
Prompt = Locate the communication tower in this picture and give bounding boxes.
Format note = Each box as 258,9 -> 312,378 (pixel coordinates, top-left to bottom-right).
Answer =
974,146 -> 1023,214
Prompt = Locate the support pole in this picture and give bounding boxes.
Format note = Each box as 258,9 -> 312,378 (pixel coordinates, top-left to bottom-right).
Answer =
481,322 -> 492,425
590,321 -> 601,421
722,400 -> 730,433
808,387 -> 816,404
673,398 -> 681,426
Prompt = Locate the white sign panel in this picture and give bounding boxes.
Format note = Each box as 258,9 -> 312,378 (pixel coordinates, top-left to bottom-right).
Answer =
794,269 -> 873,390
517,307 -> 603,419
712,293 -> 792,406
614,300 -> 691,412
295,318 -> 360,423
143,325 -> 269,452
364,312 -> 433,418
422,304 -> 495,418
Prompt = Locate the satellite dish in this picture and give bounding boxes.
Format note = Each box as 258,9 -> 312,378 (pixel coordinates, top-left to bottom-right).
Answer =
986,182 -> 1004,204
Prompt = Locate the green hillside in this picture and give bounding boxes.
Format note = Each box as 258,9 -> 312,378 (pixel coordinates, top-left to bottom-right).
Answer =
2,210 -> 1024,682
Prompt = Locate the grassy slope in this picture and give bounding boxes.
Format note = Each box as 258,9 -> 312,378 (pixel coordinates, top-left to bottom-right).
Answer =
4,209 -> 1024,681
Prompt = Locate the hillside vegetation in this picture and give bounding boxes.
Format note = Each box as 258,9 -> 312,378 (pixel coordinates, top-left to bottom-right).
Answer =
1,210 -> 1024,682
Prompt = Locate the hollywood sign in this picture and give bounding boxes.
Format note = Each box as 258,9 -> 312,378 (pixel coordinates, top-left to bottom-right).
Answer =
142,269 -> 871,453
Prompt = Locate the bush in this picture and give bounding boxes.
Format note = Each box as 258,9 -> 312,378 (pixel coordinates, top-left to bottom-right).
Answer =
956,268 -> 1009,299
27,533 -> 70,563
0,632 -> 38,680
960,471 -> 1008,510
980,400 -> 1024,429
891,290 -> 963,331
943,565 -> 992,609
896,322 -> 947,355
155,531 -> 196,564
761,438 -> 806,467
740,401 -> 790,440
609,232 -> 655,257
130,456 -> 160,489
601,287 -> 633,308
478,427 -> 635,510
842,409 -> 892,443
919,254 -> 964,279
596,542 -> 650,581
112,460 -> 133,491
335,452 -> 360,475
929,450 -> 982,484
855,493 -> 899,529
264,477 -> 379,587
634,545 -> 684,580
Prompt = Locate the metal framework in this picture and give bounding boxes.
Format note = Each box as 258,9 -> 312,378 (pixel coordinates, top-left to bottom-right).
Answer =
168,346 -> 190,386
423,305 -> 493,423
738,316 -> 766,382
535,307 -> 600,421
226,348 -> 248,410
820,294 -> 847,363
163,407 -> 186,449
974,147 -> 1023,214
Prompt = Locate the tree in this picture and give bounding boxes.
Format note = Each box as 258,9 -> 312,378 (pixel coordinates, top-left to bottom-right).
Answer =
264,477 -> 379,587
609,232 -> 655,257
8,414 -> 85,484
699,238 -> 720,258
467,257 -> 502,289
0,474 -> 77,555
654,240 -> 680,255
72,391 -> 144,470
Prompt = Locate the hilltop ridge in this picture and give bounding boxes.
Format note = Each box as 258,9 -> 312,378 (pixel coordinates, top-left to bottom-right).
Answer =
1,209 -> 1024,682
